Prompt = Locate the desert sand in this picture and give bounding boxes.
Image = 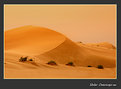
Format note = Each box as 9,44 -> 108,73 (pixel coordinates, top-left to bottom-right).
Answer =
4,25 -> 116,79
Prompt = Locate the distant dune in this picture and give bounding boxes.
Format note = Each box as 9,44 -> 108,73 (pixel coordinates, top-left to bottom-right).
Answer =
4,25 -> 116,79
82,42 -> 116,49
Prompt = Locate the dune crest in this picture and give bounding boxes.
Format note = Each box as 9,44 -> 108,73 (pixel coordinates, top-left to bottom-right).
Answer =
40,38 -> 116,68
5,25 -> 66,55
4,25 -> 116,79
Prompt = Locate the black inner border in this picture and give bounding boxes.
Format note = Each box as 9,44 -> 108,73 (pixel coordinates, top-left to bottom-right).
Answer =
0,0 -> 120,89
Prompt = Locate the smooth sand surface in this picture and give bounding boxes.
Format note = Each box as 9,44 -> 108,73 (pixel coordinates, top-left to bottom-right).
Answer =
4,25 -> 116,79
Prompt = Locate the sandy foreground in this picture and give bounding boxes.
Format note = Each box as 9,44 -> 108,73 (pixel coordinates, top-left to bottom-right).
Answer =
4,25 -> 116,79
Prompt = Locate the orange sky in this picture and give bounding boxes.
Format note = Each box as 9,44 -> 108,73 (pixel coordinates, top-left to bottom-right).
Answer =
4,4 -> 116,46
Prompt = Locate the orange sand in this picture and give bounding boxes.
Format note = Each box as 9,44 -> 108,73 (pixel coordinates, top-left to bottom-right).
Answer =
4,25 -> 116,79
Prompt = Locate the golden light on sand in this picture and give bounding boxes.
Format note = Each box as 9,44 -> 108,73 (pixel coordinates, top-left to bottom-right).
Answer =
4,5 -> 116,79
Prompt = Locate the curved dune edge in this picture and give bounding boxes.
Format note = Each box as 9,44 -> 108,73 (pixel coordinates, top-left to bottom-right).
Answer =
4,25 -> 116,79
5,25 -> 66,55
39,38 -> 116,68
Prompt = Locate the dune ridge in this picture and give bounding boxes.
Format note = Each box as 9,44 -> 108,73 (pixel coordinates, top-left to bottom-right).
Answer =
5,25 -> 66,55
4,25 -> 116,79
40,38 -> 116,67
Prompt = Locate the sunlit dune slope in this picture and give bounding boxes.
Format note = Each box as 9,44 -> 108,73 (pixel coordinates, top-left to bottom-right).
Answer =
5,25 -> 116,68
5,25 -> 65,55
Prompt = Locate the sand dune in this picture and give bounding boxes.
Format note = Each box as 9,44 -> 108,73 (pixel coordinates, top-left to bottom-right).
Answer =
4,25 -> 116,79
5,25 -> 65,55
78,42 -> 116,49
41,40 -> 116,67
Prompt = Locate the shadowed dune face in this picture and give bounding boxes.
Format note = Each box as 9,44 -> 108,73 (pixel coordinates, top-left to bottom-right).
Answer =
41,38 -> 116,68
4,25 -> 116,78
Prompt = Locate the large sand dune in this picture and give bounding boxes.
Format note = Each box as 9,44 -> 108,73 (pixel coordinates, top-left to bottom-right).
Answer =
5,25 -> 65,55
4,25 -> 116,79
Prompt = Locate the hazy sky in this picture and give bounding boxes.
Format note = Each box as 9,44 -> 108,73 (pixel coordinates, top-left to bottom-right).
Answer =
4,4 -> 116,45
